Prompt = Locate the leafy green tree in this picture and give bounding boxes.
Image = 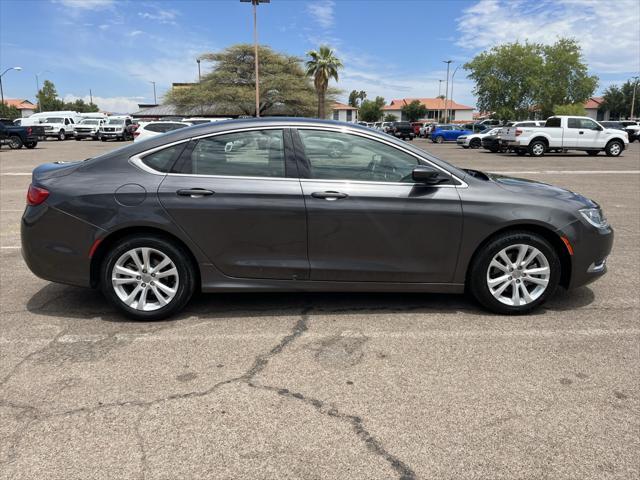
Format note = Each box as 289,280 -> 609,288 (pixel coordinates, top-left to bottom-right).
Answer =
348,89 -> 367,107
383,113 -> 398,122
166,44 -> 325,117
401,100 -> 427,122
621,78 -> 640,118
538,39 -> 598,117
64,98 -> 99,113
465,39 -> 597,121
553,103 -> 587,116
37,80 -> 64,111
305,45 -> 343,118
602,79 -> 640,119
0,103 -> 21,120
359,96 -> 385,122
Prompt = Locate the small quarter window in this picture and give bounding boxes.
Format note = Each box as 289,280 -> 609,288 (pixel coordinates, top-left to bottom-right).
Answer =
140,143 -> 185,173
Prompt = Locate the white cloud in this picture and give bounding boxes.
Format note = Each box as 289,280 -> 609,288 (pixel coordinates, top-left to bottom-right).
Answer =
128,30 -> 143,37
138,9 -> 179,25
307,0 -> 335,29
456,0 -> 640,74
63,94 -> 144,114
54,0 -> 114,10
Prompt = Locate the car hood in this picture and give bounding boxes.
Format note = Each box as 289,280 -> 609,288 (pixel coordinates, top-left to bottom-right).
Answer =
488,172 -> 597,208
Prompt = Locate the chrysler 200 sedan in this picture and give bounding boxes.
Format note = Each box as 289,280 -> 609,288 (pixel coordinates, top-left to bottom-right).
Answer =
21,118 -> 613,320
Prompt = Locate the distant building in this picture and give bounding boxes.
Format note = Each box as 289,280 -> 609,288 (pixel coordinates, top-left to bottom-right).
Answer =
327,102 -> 359,123
584,96 -> 609,121
2,99 -> 37,117
382,98 -> 474,122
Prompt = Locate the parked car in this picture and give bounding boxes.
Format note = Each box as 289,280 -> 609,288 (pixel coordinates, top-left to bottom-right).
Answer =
481,133 -> 504,152
602,121 -> 639,142
20,111 -> 84,127
0,118 -> 44,149
387,121 -> 414,140
380,121 -> 392,133
478,119 -> 502,126
74,118 -> 105,141
618,120 -> 639,141
39,116 -> 77,140
411,122 -> 425,136
134,121 -> 192,142
21,118 -> 613,320
501,116 -> 629,157
100,116 -> 134,141
456,127 -> 500,149
431,124 -> 472,143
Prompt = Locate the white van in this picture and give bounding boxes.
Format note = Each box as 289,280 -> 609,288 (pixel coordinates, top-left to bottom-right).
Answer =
39,115 -> 79,140
21,111 -> 84,127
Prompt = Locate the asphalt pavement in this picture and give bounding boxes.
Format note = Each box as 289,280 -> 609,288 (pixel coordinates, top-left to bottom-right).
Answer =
1,137 -> 638,479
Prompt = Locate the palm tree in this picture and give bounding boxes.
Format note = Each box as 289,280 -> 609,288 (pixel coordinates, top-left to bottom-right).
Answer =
305,45 -> 343,118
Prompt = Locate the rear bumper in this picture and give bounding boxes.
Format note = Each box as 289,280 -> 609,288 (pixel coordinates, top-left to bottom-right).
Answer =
21,204 -> 104,288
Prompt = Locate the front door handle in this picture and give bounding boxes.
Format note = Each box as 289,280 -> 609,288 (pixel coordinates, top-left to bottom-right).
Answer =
311,191 -> 348,200
177,188 -> 215,198
579,131 -> 584,134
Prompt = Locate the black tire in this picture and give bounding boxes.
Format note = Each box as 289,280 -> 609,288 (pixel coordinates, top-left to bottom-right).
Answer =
528,140 -> 546,157
58,130 -> 66,141
605,140 -> 623,157
470,138 -> 481,149
101,137 -> 107,142
462,146 -> 469,149
100,235 -> 196,321
587,150 -> 599,156
75,137 -> 81,141
516,149 -> 527,156
468,231 -> 561,315
434,135 -> 444,144
8,135 -> 23,149
25,141 -> 37,149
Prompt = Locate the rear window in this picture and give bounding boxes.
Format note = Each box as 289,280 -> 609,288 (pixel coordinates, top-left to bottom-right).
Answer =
545,118 -> 561,127
396,122 -> 411,126
140,143 -> 186,173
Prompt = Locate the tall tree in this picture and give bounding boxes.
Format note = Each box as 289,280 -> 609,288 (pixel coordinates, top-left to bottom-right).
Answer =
359,96 -> 385,122
465,39 -> 598,121
348,90 -> 367,107
401,100 -> 427,122
166,44 -> 324,117
37,80 -> 64,111
601,85 -> 626,119
305,45 -> 343,118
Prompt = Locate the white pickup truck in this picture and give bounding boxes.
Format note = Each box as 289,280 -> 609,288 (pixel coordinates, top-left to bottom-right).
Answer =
501,116 -> 629,157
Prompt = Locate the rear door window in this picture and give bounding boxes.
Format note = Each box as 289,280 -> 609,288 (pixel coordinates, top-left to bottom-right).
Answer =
545,118 -> 561,127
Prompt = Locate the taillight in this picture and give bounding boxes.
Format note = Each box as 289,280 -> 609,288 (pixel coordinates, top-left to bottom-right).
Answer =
515,128 -> 522,136
133,131 -> 140,137
27,184 -> 49,206
27,127 -> 32,135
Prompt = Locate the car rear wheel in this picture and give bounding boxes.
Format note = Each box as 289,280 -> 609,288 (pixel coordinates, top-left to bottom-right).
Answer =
587,150 -> 599,156
528,140 -> 546,157
434,135 -> 444,144
468,232 -> 560,314
470,138 -> 481,149
605,140 -> 623,157
25,141 -> 37,149
100,235 -> 196,320
8,135 -> 23,149
516,149 -> 527,156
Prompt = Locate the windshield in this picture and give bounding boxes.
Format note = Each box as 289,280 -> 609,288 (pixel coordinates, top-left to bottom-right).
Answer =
44,118 -> 63,123
107,119 -> 125,125
80,120 -> 99,125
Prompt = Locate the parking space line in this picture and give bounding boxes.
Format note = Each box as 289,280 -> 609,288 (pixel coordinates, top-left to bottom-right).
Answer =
0,173 -> 31,176
1,246 -> 21,249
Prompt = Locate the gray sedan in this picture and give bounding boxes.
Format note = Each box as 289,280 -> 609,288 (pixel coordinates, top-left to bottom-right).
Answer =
21,118 -> 613,320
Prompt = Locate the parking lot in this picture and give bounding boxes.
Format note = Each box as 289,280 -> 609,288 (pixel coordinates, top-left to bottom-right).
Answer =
1,138 -> 638,479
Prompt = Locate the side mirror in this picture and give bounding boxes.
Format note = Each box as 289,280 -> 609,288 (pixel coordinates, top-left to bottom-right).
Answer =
412,165 -> 445,184
594,125 -> 603,131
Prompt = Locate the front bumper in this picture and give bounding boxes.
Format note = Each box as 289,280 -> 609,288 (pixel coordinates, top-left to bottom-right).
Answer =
75,130 -> 99,138
100,131 -> 125,138
560,220 -> 614,289
21,204 -> 103,288
456,137 -> 469,146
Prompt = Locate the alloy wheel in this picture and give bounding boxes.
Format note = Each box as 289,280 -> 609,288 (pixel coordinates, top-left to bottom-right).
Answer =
486,244 -> 550,307
609,143 -> 621,156
532,143 -> 545,156
111,247 -> 179,311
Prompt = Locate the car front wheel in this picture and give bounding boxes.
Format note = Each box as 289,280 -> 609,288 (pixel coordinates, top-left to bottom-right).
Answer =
468,232 -> 560,314
605,140 -> 623,157
434,135 -> 444,143
100,235 -> 196,320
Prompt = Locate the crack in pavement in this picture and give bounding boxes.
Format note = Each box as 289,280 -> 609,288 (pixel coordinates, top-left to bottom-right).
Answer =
1,305 -> 417,479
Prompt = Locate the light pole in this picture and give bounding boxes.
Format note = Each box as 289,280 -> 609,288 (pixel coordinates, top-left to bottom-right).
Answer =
240,0 -> 269,117
449,65 -> 460,122
442,60 -> 452,122
0,66 -> 23,108
630,76 -> 639,120
150,81 -> 157,105
197,58 -> 202,82
438,79 -> 443,121
35,70 -> 51,112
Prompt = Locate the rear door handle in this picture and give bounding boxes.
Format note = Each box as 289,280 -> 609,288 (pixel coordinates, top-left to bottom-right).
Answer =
311,191 -> 348,200
177,188 -> 215,198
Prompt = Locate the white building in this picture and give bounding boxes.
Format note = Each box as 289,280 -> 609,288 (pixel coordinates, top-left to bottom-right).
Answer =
382,97 -> 474,122
584,97 -> 610,121
328,102 -> 359,123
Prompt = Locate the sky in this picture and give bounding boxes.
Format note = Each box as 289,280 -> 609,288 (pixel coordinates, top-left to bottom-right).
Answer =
1,0 -> 639,113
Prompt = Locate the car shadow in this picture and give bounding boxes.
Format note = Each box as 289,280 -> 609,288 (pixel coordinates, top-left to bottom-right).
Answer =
26,283 -> 596,324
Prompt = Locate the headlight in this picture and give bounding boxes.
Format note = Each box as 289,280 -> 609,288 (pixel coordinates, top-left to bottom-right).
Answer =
580,208 -> 609,229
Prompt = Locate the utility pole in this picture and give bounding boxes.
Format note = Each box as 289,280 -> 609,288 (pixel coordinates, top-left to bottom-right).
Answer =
150,81 -> 157,105
449,65 -> 460,122
443,60 -> 452,122
197,58 -> 201,82
0,66 -> 22,109
89,89 -> 93,105
438,79 -> 443,122
241,0 -> 269,117
630,76 -> 639,120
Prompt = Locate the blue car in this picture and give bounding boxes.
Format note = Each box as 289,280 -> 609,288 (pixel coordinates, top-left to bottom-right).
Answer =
430,124 -> 473,143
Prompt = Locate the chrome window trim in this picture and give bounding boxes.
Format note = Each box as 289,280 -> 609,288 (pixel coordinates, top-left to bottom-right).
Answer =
129,123 -> 467,188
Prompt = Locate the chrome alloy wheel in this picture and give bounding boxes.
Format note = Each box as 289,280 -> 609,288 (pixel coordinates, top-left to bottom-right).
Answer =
111,247 -> 179,311
486,244 -> 550,307
531,143 -> 545,156
609,142 -> 621,155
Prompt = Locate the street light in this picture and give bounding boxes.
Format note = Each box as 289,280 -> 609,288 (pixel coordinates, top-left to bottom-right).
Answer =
197,58 -> 202,83
630,76 -> 639,120
448,65 -> 460,122
240,0 -> 270,117
0,66 -> 23,108
35,70 -> 51,112
438,79 -> 444,121
442,60 -> 452,122
150,81 -> 157,105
